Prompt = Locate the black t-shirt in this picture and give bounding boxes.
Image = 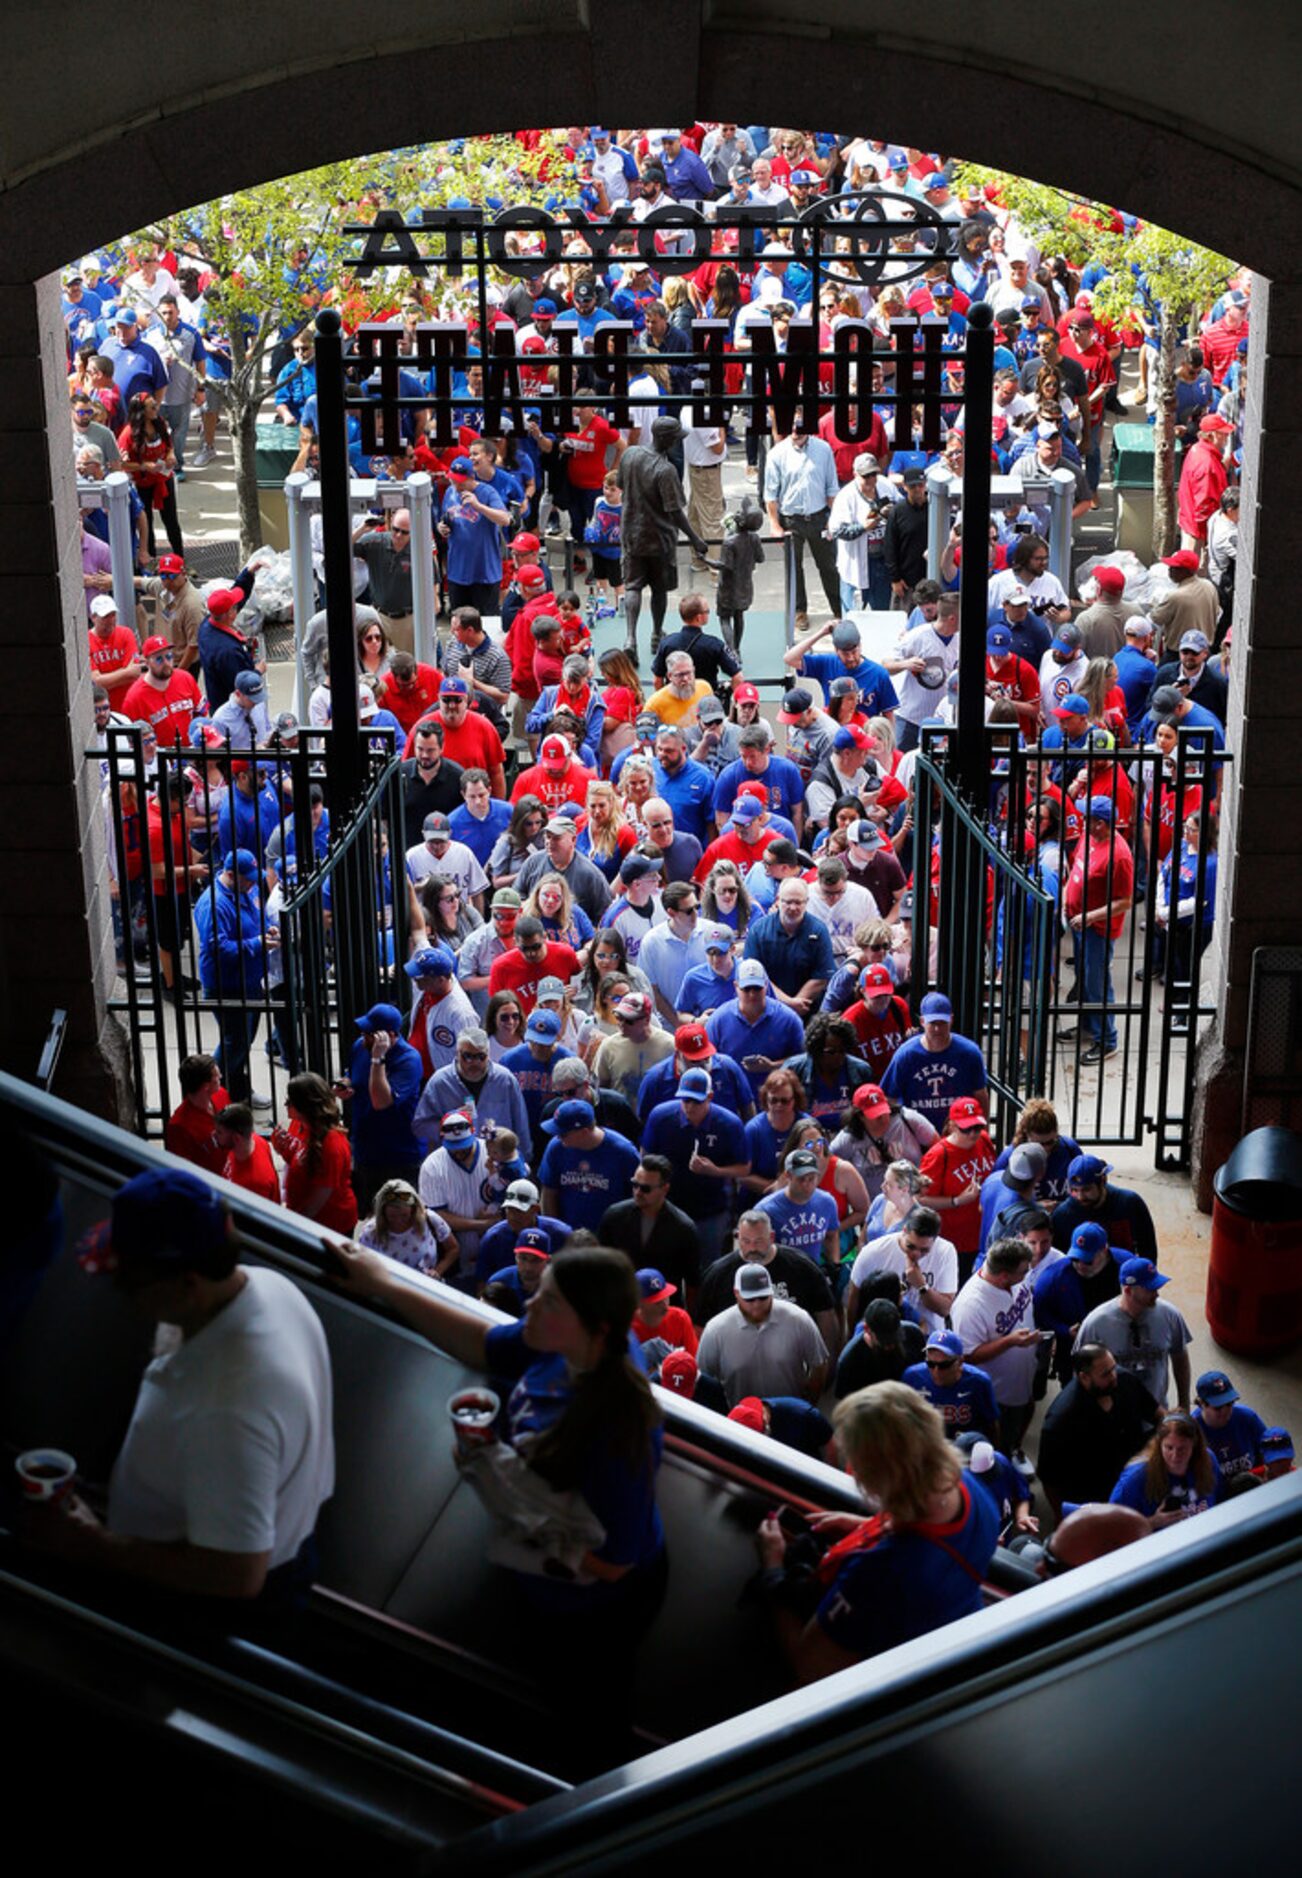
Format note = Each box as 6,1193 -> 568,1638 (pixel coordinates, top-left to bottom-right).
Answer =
694,1246 -> 835,1328
1018,351 -> 1089,406
883,500 -> 929,587
401,757 -> 466,849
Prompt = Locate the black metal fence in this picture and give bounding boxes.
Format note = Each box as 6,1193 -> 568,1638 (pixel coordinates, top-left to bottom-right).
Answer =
913,722 -> 1225,1169
96,724 -> 406,1136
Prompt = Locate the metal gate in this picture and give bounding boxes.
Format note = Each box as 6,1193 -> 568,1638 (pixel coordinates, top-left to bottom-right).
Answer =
911,722 -> 1225,1170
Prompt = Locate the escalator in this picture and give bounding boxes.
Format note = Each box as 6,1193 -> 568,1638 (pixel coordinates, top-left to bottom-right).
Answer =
2,1074 -> 1299,1867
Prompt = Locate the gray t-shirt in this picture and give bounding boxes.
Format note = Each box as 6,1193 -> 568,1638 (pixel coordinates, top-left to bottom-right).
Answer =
514,847 -> 611,924
696,1297 -> 828,1406
1074,1297 -> 1192,1406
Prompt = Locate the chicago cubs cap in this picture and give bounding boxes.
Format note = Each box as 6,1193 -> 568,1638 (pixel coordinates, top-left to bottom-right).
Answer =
504,1179 -> 540,1208
1051,623 -> 1084,652
675,1022 -> 716,1060
1119,1256 -> 1169,1289
524,1007 -> 562,1043
224,848 -> 260,878
636,1268 -> 676,1304
704,926 -> 733,954
405,944 -> 456,977
439,1108 -> 476,1141
543,1097 -> 596,1134
736,959 -> 767,989
1068,1153 -> 1112,1183
1195,1370 -> 1239,1407
1069,1221 -> 1111,1260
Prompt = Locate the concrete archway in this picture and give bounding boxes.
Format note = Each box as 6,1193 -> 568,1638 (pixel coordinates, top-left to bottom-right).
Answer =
1,5 -> 1296,1173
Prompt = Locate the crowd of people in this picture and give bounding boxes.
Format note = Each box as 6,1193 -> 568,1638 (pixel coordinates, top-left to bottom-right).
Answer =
48,127 -> 1269,1726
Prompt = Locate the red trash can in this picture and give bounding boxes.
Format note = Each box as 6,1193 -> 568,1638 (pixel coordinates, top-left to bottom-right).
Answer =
1206,1126 -> 1302,1356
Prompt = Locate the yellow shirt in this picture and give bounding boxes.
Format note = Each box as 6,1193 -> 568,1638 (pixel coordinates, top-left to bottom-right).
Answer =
646,680 -> 714,727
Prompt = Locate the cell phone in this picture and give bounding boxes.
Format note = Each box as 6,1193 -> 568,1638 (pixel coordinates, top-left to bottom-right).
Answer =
775,1505 -> 811,1540
742,1054 -> 766,1072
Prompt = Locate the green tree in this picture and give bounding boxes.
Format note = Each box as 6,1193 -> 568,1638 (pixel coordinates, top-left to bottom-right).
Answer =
952,165 -> 1238,556
125,134 -> 565,557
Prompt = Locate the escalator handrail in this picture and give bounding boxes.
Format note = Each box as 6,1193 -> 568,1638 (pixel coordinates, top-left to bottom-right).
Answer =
0,1558 -> 566,1816
447,1473 -> 1302,1873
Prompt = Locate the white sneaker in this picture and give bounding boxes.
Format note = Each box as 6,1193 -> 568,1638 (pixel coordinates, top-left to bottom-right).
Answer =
190,445 -> 215,469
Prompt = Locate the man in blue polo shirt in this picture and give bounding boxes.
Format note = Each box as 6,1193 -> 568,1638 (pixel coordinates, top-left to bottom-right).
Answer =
901,1330 -> 1000,1440
744,877 -> 836,1014
653,723 -> 715,845
641,1066 -> 750,1262
658,130 -> 714,201
711,724 -> 806,837
99,308 -> 168,402
785,617 -> 900,720
707,960 -> 807,1101
439,456 -> 512,617
879,991 -> 989,1132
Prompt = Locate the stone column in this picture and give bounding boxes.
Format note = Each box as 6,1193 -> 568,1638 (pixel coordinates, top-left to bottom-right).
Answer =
0,273 -> 130,1120
1193,271 -> 1302,1201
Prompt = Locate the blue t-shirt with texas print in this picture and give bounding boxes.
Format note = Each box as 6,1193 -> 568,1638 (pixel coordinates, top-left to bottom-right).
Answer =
879,1034 -> 988,1130
757,1187 -> 841,1262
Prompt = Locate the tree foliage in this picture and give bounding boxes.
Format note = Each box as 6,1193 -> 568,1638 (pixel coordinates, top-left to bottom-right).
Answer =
120,134 -> 569,555
952,164 -> 1240,554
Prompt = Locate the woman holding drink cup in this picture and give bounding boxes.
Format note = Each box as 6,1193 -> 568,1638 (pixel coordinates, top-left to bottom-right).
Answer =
333,1240 -> 665,1768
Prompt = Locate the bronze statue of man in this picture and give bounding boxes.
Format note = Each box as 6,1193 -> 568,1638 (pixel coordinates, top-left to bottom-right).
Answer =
617,416 -> 713,657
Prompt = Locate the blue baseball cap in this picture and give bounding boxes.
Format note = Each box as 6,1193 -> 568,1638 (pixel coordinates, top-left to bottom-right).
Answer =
1086,795 -> 1116,822
439,675 -> 469,697
77,1166 -> 229,1278
357,1002 -> 403,1033
449,455 -> 476,477
1020,294 -> 1042,311
730,798 -> 764,826
405,944 -> 456,978
736,959 -> 768,989
789,168 -> 819,187
543,1097 -> 596,1134
1120,1256 -> 1170,1290
636,1267 -> 677,1303
987,625 -> 1012,653
525,1007 -> 562,1044
532,297 -> 558,316
1260,1427 -> 1295,1463
919,992 -> 953,1020
223,848 -> 260,878
1069,1221 -> 1111,1260
514,1227 -> 551,1258
925,1330 -> 964,1359
1068,1153 -> 1112,1184
1195,1370 -> 1239,1407
705,925 -> 734,953
922,172 -> 948,191
677,1067 -> 713,1101
1054,692 -> 1091,716
887,152 -> 908,170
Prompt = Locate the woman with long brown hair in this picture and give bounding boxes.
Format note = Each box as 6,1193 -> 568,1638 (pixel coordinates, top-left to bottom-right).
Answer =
336,1241 -> 666,1766
1110,1411 -> 1221,1523
273,1071 -> 358,1235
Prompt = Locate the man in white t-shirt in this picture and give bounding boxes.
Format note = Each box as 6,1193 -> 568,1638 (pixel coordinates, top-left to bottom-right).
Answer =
885,593 -> 961,750
406,810 -> 490,906
949,1235 -> 1041,1453
25,1168 -> 333,1614
845,1205 -> 958,1336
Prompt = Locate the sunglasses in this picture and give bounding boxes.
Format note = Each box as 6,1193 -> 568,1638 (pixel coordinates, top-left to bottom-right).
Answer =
630,1179 -> 659,1193
925,1355 -> 958,1369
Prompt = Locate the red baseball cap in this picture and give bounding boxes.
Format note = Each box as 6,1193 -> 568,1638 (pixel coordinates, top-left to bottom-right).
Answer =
732,681 -> 759,704
949,1096 -> 986,1126
727,1397 -> 766,1434
141,635 -> 172,656
859,963 -> 895,995
1093,565 -> 1125,594
659,1350 -> 698,1395
206,587 -> 243,615
675,1022 -> 716,1062
737,779 -> 768,804
852,1083 -> 891,1121
511,532 -> 542,554
517,563 -> 547,589
156,553 -> 185,575
1161,550 -> 1200,573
